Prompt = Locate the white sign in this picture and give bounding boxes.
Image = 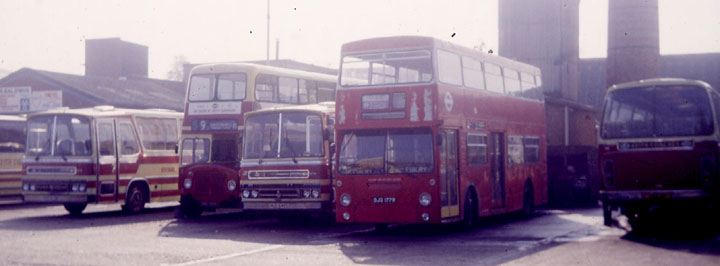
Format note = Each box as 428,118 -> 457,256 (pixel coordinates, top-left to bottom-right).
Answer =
0,87 -> 31,113
0,87 -> 63,113
188,101 -> 243,115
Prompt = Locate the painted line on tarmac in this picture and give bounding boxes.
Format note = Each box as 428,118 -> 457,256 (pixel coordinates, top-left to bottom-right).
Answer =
166,245 -> 284,266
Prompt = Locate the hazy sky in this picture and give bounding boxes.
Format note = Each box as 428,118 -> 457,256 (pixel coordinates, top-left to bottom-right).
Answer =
0,0 -> 718,80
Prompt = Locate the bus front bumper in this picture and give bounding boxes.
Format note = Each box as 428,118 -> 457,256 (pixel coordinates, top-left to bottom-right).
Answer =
243,201 -> 324,210
23,194 -> 88,203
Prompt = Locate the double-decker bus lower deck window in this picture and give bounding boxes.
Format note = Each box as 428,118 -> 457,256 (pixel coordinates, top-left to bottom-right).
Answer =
27,115 -> 91,157
339,129 -> 433,175
181,138 -> 210,165
602,85 -> 714,139
340,50 -> 433,87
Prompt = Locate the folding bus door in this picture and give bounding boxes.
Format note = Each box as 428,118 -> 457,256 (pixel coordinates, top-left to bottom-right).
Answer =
96,119 -> 119,202
439,129 -> 460,218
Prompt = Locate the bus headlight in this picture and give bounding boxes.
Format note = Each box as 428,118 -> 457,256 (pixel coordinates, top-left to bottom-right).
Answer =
419,193 -> 432,206
342,212 -> 351,221
72,184 -> 79,192
227,180 -> 237,191
421,213 -> 430,222
183,178 -> 192,189
30,184 -> 36,191
78,183 -> 86,192
242,189 -> 250,198
303,189 -> 311,198
251,190 -> 259,198
22,184 -> 29,191
340,193 -> 351,206
311,189 -> 320,198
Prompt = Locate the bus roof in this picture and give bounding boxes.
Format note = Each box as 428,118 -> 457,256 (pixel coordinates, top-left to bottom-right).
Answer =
340,35 -> 540,76
189,62 -> 337,83
26,105 -> 183,119
0,114 -> 26,122
244,102 -> 335,117
607,78 -> 713,93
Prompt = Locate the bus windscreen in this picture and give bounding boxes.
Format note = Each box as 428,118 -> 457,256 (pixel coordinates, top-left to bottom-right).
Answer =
601,85 -> 714,139
338,128 -> 433,175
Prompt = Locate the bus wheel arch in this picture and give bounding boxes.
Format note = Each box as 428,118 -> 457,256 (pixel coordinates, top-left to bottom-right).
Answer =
123,179 -> 149,213
523,178 -> 535,215
462,185 -> 479,228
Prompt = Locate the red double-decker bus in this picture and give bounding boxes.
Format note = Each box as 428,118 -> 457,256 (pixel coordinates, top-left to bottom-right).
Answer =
239,102 -> 335,212
599,78 -> 719,227
334,36 -> 547,225
178,63 -> 336,217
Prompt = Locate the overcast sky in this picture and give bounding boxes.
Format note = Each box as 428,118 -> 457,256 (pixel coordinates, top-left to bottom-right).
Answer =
0,0 -> 718,80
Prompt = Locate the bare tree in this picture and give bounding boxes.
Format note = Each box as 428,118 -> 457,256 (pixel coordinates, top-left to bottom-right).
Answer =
167,55 -> 188,81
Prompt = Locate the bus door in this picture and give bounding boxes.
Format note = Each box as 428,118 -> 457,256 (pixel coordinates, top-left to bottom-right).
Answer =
439,129 -> 459,218
490,132 -> 505,208
116,118 -> 141,202
96,119 -> 119,202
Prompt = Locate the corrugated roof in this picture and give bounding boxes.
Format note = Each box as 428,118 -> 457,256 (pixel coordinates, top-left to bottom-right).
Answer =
28,69 -> 185,111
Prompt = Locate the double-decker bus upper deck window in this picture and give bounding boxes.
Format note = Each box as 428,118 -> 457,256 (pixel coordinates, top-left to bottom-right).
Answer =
0,120 -> 25,152
520,72 -> 543,101
485,63 -> 504,94
437,50 -> 462,85
462,56 -> 485,90
340,50 -> 432,87
503,68 -> 522,96
279,77 -> 299,103
338,128 -> 433,175
255,74 -> 278,102
602,85 -> 714,139
217,73 -> 247,100
188,74 -> 216,101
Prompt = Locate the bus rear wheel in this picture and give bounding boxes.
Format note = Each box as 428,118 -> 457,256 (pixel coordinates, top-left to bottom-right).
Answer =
523,181 -> 535,216
462,190 -> 478,229
123,185 -> 146,214
64,203 -> 87,216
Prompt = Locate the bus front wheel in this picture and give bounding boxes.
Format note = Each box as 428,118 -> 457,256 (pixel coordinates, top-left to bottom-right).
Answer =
180,195 -> 203,218
64,203 -> 87,216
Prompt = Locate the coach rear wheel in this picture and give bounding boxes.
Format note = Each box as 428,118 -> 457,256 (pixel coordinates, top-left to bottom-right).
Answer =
64,203 -> 87,216
123,185 -> 146,214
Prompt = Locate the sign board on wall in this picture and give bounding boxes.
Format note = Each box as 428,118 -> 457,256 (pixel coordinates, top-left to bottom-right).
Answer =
0,87 -> 62,113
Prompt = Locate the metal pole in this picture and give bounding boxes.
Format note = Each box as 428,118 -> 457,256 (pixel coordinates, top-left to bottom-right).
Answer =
266,0 -> 270,62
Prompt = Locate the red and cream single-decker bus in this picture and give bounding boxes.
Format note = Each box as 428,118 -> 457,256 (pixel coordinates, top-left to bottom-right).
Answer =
239,102 -> 335,212
0,115 -> 26,204
334,36 -> 547,225
599,78 -> 718,226
22,106 -> 182,215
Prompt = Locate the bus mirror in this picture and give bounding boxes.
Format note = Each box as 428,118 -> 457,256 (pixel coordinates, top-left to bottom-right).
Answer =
436,135 -> 442,146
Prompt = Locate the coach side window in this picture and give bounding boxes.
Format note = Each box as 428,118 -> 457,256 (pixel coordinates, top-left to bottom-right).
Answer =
117,123 -> 139,155
318,82 -> 336,102
279,77 -> 299,103
136,117 -> 179,152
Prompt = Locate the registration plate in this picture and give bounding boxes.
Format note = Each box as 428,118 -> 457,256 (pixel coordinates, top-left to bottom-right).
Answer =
372,197 -> 396,204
